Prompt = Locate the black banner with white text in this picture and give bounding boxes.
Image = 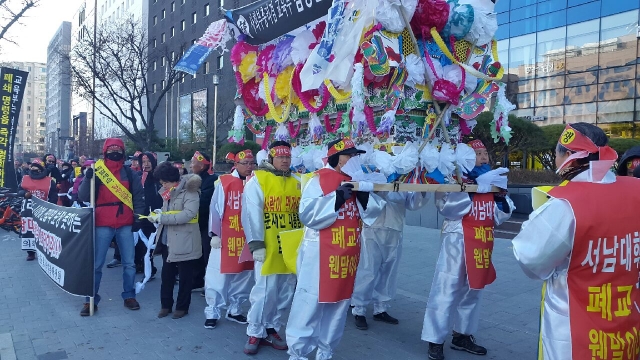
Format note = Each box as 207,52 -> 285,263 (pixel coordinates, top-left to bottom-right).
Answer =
31,197 -> 94,297
0,67 -> 27,190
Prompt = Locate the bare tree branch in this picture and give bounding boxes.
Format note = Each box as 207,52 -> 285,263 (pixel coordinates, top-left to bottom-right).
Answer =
66,16 -> 181,150
0,0 -> 38,44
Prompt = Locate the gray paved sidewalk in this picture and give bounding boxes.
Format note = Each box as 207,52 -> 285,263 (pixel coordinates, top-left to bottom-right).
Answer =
0,226 -> 541,360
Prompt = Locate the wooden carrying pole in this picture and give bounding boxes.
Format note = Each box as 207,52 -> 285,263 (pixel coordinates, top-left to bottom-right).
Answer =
345,182 -> 500,193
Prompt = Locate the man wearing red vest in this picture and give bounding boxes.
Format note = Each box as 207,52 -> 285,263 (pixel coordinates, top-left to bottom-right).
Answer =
204,149 -> 256,330
286,138 -> 385,360
18,159 -> 57,261
422,139 -> 514,360
78,138 -> 145,316
513,123 -> 640,360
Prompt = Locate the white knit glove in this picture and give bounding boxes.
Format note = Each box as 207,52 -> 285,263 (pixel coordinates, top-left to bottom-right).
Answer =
148,211 -> 161,223
252,248 -> 266,262
210,236 -> 222,249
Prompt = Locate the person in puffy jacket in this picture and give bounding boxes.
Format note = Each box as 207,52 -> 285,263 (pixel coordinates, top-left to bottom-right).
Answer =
18,159 -> 57,261
78,138 -> 145,316
148,162 -> 202,320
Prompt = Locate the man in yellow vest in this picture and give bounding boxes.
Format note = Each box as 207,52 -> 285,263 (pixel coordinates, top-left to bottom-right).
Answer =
241,141 -> 301,355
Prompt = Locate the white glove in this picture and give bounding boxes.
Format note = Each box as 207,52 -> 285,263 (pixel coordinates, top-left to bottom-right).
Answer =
148,211 -> 161,223
476,168 -> 509,193
210,236 -> 222,249
252,248 -> 266,262
357,181 -> 374,192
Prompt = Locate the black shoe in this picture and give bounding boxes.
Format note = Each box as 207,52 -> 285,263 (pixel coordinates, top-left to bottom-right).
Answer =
124,298 -> 140,310
80,303 -> 98,316
428,342 -> 444,360
373,312 -> 399,324
226,313 -> 248,324
204,319 -> 217,329
451,334 -> 487,355
354,315 -> 368,330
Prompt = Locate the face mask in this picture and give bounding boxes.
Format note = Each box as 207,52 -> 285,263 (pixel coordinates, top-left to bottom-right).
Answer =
105,152 -> 124,161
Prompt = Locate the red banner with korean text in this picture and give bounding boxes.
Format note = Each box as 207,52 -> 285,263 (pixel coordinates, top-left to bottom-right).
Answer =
317,168 -> 361,303
219,175 -> 253,274
0,67 -> 27,190
461,193 -> 496,290
549,178 -> 640,360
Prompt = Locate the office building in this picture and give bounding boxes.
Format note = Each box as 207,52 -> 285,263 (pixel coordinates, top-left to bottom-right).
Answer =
147,0 -> 253,151
496,0 -> 640,138
0,61 -> 47,159
45,21 -> 72,159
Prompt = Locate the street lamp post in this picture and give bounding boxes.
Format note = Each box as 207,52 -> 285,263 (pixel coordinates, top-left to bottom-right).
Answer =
212,74 -> 220,169
57,127 -> 61,159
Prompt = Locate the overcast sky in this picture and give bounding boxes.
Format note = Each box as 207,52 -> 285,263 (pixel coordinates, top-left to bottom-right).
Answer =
0,0 -> 85,64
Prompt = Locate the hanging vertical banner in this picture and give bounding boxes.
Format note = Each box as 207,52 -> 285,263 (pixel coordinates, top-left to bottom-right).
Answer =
174,19 -> 231,75
225,0 -> 333,45
31,197 -> 94,297
0,67 -> 28,190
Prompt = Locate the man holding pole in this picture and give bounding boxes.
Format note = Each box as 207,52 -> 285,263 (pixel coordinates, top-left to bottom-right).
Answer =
78,138 -> 145,316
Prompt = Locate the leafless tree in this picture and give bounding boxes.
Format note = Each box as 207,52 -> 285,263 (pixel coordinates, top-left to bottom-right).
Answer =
193,101 -> 234,151
68,17 -> 182,150
0,0 -> 38,46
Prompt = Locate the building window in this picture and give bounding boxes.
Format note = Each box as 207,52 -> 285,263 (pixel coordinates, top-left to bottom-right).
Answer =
161,33 -> 165,43
220,0 -> 224,7
153,38 -> 157,48
27,106 -> 30,111
152,83 -> 157,93
204,62 -> 209,74
192,12 -> 197,24
171,1 -> 175,11
171,51 -> 175,62
216,55 -> 224,70
161,9 -> 166,19
153,16 -> 157,25
161,80 -> 166,89
152,61 -> 157,71
171,26 -> 175,37
204,4 -> 209,16
161,57 -> 165,67
181,0 -> 185,4
181,20 -> 185,31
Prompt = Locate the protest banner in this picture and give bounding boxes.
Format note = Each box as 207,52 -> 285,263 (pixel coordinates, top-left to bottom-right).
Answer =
0,67 -> 28,190
31,197 -> 94,297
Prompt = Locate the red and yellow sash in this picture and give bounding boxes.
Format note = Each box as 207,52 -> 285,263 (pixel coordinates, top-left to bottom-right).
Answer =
548,178 -> 640,360
219,175 -> 254,274
317,168 -> 361,303
461,193 -> 496,290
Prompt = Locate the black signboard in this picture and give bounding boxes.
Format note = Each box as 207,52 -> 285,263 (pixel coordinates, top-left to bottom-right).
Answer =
225,0 -> 332,45
0,67 -> 27,190
20,198 -> 35,251
31,197 -> 94,297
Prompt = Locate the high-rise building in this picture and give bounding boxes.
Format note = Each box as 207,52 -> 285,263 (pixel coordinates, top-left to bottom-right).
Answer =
0,61 -> 47,159
70,0 -> 148,156
46,21 -> 72,159
496,0 -> 640,138
147,0 -> 254,154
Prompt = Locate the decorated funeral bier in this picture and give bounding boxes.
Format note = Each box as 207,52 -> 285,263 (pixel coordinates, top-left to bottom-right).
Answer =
175,0 -> 515,191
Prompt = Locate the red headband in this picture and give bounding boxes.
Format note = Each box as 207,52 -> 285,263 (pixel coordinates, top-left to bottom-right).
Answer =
467,139 -> 486,150
193,151 -> 211,164
557,124 -> 618,171
327,139 -> 357,157
269,146 -> 291,157
235,150 -> 254,162
628,158 -> 640,170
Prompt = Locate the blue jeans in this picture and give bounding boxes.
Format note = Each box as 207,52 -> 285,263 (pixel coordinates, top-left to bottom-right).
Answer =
85,226 -> 136,304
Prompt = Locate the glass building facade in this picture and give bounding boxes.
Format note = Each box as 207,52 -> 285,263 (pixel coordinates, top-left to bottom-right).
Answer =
496,0 -> 640,138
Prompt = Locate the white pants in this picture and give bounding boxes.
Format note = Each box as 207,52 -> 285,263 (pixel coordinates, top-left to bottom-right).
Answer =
421,232 -> 482,344
351,227 -> 402,316
203,248 -> 254,320
287,240 -> 351,360
246,260 -> 296,338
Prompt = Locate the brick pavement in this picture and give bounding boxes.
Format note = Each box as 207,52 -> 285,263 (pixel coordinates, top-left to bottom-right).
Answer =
0,226 -> 541,360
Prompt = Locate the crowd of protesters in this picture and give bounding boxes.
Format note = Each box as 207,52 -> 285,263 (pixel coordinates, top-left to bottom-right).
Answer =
15,126 -> 640,360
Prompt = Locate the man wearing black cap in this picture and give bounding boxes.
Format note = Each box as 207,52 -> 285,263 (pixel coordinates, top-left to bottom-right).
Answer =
286,138 -> 385,360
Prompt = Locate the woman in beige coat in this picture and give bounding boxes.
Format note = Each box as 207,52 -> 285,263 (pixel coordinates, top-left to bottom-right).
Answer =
149,162 -> 202,319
